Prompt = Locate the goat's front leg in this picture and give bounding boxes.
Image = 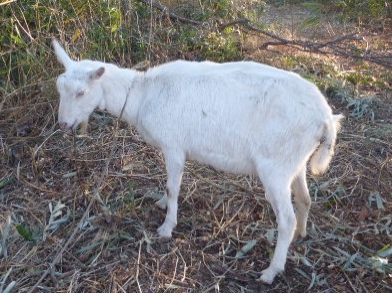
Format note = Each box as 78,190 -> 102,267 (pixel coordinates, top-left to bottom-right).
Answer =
157,150 -> 185,238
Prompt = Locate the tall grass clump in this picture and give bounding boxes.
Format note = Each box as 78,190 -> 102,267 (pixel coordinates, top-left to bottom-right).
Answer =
0,0 -> 137,136
0,0 -> 250,136
0,0 -> 252,95
1,0 -> 136,91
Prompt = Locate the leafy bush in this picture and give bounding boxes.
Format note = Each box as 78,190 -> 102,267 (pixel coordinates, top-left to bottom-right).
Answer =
0,0 -> 135,89
0,0 -> 249,92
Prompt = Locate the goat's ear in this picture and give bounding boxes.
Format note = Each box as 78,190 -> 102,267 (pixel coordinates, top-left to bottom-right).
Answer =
52,39 -> 73,69
90,67 -> 105,81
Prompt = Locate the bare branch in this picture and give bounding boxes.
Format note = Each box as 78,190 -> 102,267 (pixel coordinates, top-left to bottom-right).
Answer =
136,0 -> 201,26
137,0 -> 392,69
232,19 -> 392,69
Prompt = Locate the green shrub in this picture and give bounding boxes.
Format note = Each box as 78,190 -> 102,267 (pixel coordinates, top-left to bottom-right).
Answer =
0,0 -> 250,91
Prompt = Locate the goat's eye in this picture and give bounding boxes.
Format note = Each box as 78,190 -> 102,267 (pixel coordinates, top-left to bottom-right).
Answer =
76,90 -> 85,98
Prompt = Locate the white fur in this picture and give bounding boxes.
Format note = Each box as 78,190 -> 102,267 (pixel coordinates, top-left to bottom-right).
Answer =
53,40 -> 343,284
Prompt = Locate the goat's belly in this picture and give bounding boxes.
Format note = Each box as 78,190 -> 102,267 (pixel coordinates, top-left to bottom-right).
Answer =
187,151 -> 255,175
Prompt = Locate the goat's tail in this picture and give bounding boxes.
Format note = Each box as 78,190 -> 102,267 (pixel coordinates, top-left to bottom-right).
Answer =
310,114 -> 344,176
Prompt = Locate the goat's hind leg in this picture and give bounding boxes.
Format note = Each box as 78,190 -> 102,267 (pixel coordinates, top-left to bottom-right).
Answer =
292,166 -> 311,240
157,150 -> 185,238
256,165 -> 296,284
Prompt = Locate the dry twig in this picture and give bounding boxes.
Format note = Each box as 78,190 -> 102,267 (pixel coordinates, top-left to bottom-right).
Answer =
137,0 -> 392,69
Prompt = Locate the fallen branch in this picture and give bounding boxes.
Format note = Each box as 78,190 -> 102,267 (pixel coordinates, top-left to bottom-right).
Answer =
240,20 -> 392,69
137,0 -> 392,69
136,0 -> 201,26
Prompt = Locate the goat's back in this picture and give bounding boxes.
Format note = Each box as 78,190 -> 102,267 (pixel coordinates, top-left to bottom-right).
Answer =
135,61 -> 333,175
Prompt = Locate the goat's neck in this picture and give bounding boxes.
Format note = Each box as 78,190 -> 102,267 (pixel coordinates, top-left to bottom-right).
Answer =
100,67 -> 142,126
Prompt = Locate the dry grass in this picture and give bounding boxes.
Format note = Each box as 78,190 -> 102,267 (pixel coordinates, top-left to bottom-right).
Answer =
2,102 -> 392,292
1,1 -> 392,292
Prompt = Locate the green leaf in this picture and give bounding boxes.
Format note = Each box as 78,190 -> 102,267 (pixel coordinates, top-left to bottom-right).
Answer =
377,244 -> 392,258
15,224 -> 33,241
235,239 -> 257,258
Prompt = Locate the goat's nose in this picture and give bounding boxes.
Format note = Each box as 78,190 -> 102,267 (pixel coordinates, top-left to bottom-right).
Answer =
59,122 -> 68,130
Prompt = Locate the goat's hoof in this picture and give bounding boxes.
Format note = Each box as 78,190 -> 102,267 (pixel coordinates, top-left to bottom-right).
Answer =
156,235 -> 171,243
157,224 -> 173,239
256,267 -> 282,284
292,230 -> 307,243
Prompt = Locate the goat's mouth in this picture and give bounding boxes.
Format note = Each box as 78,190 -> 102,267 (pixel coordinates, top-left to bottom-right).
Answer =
58,122 -> 77,134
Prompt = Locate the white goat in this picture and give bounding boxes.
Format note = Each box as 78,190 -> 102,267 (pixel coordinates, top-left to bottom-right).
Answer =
53,40 -> 343,284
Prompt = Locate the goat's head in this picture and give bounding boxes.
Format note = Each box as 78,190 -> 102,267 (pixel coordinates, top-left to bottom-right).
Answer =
53,40 -> 106,132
